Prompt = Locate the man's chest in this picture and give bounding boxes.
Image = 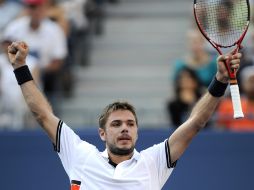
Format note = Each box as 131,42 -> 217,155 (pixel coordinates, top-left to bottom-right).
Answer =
68,155 -> 158,190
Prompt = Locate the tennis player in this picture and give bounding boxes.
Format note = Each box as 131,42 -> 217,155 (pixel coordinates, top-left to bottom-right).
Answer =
8,41 -> 241,190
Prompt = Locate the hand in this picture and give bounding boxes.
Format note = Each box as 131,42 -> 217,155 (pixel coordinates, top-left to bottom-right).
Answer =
216,52 -> 242,83
7,41 -> 29,69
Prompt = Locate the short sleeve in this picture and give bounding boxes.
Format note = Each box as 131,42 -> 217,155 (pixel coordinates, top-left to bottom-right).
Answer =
141,139 -> 177,188
54,120 -> 95,176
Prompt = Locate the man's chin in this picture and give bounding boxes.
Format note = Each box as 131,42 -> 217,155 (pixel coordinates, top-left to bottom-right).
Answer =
109,146 -> 134,156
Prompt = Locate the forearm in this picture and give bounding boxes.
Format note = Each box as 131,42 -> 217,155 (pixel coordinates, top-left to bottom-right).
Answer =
189,92 -> 221,130
168,92 -> 220,163
8,42 -> 59,143
20,80 -> 58,142
20,80 -> 53,125
168,76 -> 228,163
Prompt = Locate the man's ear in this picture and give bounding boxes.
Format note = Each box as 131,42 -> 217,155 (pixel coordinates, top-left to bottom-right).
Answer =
98,128 -> 106,141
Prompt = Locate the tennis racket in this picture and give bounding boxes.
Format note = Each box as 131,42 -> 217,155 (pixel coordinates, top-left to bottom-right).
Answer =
194,0 -> 250,119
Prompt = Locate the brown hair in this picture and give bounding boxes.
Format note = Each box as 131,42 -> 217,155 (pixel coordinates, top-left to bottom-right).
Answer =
99,101 -> 138,129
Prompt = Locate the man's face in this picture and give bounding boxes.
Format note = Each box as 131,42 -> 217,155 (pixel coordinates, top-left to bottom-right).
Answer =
26,3 -> 46,24
99,110 -> 138,156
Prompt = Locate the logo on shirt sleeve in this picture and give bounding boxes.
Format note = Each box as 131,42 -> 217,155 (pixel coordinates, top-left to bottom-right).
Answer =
71,180 -> 81,190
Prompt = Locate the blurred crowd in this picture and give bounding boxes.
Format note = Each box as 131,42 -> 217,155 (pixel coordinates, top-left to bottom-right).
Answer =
1,0 -> 254,132
166,1 -> 254,132
0,0 -> 117,130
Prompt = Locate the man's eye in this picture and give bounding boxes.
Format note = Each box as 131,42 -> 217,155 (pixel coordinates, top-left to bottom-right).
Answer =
128,123 -> 135,127
111,122 -> 121,127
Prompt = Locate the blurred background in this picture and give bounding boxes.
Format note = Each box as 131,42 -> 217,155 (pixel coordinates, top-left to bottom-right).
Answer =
1,0 -> 254,189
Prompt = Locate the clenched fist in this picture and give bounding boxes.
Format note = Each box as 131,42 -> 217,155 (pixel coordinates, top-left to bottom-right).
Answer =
8,41 -> 29,69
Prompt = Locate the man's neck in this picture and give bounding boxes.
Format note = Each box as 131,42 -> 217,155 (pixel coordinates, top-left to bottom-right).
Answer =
108,151 -> 134,165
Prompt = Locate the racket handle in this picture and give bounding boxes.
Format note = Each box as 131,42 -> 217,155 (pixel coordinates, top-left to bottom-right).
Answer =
229,84 -> 244,119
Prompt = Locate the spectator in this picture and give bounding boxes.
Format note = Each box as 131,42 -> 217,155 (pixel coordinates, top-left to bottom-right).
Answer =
61,0 -> 91,66
0,36 -> 39,130
21,0 -> 70,36
4,0 -> 68,108
45,0 -> 70,37
166,67 -> 204,128
45,0 -> 74,97
171,28 -> 217,87
215,66 -> 254,132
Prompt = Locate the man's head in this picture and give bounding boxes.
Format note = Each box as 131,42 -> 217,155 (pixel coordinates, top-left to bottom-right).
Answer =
98,101 -> 138,156
23,0 -> 47,29
186,29 -> 206,56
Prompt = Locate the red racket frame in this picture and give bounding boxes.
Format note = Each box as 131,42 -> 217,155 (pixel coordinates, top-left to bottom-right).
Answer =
193,0 -> 250,118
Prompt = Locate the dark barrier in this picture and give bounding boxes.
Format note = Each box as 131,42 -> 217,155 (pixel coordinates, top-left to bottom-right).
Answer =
1,128 -> 254,190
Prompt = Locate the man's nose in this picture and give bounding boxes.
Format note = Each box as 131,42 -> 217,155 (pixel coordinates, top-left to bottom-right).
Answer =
121,123 -> 129,133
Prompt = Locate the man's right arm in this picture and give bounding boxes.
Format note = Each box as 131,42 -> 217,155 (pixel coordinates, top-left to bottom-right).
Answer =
8,41 -> 59,144
20,80 -> 59,144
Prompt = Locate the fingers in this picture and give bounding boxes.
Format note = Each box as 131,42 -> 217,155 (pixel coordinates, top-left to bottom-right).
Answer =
8,41 -> 28,54
217,53 -> 241,69
217,54 -> 229,63
216,52 -> 242,83
229,57 -> 241,70
7,41 -> 29,68
228,53 -> 241,70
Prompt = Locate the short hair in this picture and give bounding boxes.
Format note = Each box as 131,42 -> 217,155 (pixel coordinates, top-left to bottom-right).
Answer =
99,101 -> 138,129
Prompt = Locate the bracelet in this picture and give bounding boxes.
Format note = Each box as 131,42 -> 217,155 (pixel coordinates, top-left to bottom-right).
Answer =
208,77 -> 228,97
13,65 -> 33,85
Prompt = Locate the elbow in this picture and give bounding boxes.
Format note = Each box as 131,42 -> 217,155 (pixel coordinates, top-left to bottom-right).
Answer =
31,105 -> 54,127
34,112 -> 48,126
190,113 -> 209,131
196,120 -> 207,130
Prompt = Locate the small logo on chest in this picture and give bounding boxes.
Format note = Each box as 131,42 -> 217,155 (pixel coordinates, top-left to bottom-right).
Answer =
71,180 -> 81,190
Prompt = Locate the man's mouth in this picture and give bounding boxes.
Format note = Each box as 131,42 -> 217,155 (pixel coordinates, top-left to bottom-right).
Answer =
118,135 -> 132,141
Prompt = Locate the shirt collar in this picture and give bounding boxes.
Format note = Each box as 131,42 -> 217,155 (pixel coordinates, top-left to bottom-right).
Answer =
101,149 -> 140,161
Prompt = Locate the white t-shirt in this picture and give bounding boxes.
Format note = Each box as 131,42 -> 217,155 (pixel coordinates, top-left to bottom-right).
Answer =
3,16 -> 67,68
0,53 -> 38,129
54,121 -> 176,190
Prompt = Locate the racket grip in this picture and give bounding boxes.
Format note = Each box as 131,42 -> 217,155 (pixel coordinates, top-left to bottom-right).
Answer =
229,84 -> 244,119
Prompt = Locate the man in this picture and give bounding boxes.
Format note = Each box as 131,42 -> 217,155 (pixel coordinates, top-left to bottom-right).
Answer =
7,41 -> 241,190
4,0 -> 67,103
216,65 -> 254,131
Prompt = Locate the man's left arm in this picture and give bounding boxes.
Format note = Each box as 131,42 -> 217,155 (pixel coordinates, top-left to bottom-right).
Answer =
168,53 -> 241,163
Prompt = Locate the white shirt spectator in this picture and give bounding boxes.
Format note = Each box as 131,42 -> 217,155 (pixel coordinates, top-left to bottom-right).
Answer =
3,16 -> 67,69
0,53 -> 38,129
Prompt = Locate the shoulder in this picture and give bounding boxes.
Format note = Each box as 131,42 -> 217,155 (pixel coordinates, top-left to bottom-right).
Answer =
42,18 -> 64,33
140,140 -> 166,156
4,16 -> 29,36
7,16 -> 29,27
173,59 -> 186,67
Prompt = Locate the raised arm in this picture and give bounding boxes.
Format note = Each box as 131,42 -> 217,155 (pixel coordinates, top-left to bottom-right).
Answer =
168,53 -> 241,163
8,41 -> 59,144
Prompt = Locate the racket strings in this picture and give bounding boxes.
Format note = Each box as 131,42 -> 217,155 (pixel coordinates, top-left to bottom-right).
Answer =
195,0 -> 249,47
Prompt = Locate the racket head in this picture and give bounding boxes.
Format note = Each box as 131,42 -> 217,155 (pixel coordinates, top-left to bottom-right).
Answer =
193,0 -> 250,50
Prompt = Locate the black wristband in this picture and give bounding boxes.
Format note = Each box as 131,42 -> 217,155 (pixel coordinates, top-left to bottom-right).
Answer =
14,65 -> 33,85
208,77 -> 228,97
